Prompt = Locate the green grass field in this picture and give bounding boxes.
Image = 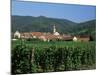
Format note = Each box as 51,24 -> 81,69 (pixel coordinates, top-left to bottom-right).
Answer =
12,39 -> 95,49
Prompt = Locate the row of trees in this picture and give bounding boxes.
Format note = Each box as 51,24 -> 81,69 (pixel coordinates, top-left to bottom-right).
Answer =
12,43 -> 96,74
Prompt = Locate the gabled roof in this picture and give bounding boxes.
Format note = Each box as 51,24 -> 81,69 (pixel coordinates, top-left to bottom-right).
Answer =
31,32 -> 43,36
41,34 -> 59,40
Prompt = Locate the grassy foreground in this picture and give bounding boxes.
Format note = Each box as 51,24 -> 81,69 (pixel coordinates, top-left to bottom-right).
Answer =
11,39 -> 96,74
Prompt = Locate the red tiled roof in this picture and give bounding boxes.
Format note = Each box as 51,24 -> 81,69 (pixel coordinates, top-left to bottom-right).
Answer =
31,32 -> 43,36
40,34 -> 61,40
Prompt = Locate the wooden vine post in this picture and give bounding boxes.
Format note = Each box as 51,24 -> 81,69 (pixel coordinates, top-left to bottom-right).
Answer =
31,48 -> 34,64
30,48 -> 34,72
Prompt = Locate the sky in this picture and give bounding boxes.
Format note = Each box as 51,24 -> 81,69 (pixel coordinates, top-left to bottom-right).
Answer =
12,1 -> 96,23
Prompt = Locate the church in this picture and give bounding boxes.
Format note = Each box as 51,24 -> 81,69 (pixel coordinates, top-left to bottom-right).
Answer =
13,24 -> 90,42
13,24 -> 73,41
13,24 -> 61,39
53,24 -> 60,36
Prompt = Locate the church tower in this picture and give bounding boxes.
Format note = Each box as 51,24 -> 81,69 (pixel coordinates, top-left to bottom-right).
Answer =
53,24 -> 60,35
53,24 -> 56,33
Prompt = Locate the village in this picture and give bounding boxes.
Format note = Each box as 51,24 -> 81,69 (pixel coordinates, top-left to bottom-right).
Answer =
12,25 -> 90,42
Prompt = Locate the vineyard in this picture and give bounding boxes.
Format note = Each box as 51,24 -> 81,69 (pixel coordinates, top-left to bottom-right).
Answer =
11,40 -> 96,74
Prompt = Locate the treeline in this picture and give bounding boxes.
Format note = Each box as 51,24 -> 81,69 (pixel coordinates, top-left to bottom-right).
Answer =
12,42 -> 96,74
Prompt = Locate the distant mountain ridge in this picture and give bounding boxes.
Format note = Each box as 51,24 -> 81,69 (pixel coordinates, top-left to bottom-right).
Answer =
11,15 -> 77,33
11,15 -> 96,38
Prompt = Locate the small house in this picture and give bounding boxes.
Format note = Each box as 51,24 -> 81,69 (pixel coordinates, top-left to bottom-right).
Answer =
14,31 -> 21,39
73,35 -> 90,42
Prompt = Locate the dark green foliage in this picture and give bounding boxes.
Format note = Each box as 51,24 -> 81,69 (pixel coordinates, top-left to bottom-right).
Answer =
11,44 -> 33,74
11,16 -> 96,40
12,41 -> 96,74
11,16 -> 76,33
72,20 -> 96,40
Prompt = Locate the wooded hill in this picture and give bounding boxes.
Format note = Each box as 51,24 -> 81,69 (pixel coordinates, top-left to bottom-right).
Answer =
11,16 -> 96,38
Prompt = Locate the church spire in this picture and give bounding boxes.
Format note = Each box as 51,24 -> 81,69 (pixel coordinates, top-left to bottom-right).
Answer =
53,24 -> 60,35
53,24 -> 56,33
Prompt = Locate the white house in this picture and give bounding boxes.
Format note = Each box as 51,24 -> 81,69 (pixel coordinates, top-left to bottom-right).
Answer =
73,36 -> 78,41
14,31 -> 21,39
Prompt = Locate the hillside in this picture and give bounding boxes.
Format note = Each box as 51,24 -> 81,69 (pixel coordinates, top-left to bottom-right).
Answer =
11,16 -> 77,33
72,20 -> 96,40
11,16 -> 96,38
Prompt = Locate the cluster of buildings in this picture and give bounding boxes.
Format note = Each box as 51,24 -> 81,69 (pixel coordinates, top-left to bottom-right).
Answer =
12,25 -> 90,42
